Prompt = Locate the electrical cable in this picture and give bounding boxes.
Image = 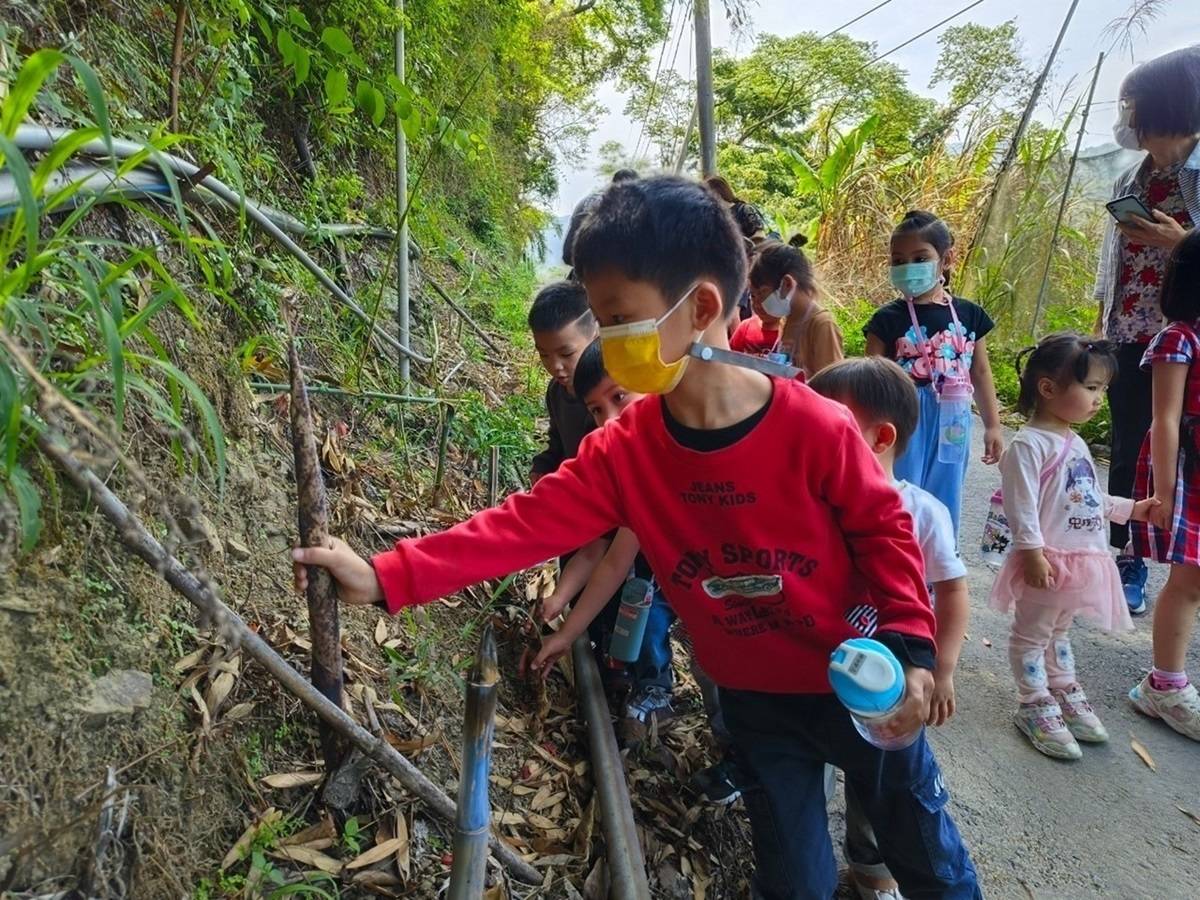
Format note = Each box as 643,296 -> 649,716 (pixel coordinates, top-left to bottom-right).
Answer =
631,0 -> 679,162
821,0 -> 899,40
855,0 -> 988,74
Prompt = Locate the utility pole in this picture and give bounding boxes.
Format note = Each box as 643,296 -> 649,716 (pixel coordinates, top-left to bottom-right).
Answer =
674,100 -> 698,174
967,0 -> 1080,268
1031,52 -> 1105,337
395,0 -> 411,388
694,0 -> 717,177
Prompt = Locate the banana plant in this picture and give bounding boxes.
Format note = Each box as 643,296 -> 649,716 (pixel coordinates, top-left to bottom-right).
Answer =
777,114 -> 881,250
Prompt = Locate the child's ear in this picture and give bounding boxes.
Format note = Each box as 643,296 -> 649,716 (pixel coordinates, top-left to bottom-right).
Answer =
941,246 -> 958,272
692,281 -> 725,330
875,422 -> 898,454
779,274 -> 796,296
1037,375 -> 1057,401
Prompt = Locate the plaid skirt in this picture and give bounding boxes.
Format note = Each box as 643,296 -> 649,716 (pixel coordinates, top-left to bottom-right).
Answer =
1132,417 -> 1200,565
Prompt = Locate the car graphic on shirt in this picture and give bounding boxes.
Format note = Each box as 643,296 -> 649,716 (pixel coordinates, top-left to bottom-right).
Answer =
702,574 -> 784,601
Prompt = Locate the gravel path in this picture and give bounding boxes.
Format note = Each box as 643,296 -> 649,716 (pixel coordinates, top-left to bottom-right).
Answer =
931,422 -> 1199,899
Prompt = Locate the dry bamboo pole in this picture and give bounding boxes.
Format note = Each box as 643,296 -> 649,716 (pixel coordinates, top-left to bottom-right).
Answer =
34,430 -> 540,885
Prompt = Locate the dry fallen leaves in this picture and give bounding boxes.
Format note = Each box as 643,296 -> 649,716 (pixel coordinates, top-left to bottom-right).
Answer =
269,845 -> 343,875
261,771 -> 324,789
346,837 -> 408,870
1177,805 -> 1200,828
1130,736 -> 1157,772
221,808 -> 282,870
395,810 -> 411,880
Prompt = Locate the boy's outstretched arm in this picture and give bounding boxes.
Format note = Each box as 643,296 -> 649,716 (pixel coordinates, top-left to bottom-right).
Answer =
295,431 -> 625,613
532,528 -> 640,672
542,536 -> 610,620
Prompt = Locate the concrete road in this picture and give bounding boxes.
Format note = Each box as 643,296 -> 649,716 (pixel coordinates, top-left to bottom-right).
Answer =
932,423 -> 1199,899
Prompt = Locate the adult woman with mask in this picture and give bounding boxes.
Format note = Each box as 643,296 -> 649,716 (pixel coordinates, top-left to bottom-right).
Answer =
1096,46 -> 1200,616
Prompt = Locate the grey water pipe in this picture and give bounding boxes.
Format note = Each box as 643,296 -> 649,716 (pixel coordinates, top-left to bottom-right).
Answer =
571,636 -> 651,899
12,124 -> 430,365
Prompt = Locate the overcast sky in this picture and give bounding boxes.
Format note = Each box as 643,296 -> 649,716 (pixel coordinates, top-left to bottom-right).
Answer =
551,0 -> 1200,215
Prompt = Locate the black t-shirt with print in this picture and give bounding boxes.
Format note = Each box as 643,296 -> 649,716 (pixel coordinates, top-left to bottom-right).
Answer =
863,296 -> 995,385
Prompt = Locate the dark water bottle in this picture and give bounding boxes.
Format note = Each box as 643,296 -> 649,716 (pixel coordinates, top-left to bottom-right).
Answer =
608,577 -> 654,663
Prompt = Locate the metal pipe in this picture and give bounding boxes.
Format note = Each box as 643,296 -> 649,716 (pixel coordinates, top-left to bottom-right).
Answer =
247,381 -> 450,405
12,124 -> 430,364
448,625 -> 500,900
34,427 -> 542,884
395,0 -> 412,388
571,636 -> 651,899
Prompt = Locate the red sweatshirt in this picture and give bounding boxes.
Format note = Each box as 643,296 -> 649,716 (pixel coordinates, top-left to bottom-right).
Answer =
373,378 -> 934,693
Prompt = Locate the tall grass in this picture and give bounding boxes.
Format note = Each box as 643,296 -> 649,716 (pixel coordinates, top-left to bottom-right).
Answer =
0,49 -> 227,552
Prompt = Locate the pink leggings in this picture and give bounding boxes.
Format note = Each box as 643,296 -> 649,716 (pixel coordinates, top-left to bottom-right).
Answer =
1008,603 -> 1078,703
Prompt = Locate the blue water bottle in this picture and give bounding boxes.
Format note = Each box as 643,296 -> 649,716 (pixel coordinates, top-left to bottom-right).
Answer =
608,577 -> 653,663
828,638 -> 921,750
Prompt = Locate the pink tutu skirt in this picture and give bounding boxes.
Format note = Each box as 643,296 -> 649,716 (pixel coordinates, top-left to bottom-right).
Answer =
988,546 -> 1133,632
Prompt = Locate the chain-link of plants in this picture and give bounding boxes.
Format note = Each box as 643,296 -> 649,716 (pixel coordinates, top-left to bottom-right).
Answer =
0,50 -> 229,554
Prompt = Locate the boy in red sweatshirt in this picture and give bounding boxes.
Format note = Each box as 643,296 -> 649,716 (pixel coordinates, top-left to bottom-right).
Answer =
294,176 -> 981,899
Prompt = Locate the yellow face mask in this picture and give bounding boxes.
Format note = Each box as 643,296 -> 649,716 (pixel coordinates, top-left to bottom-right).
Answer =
598,283 -> 699,394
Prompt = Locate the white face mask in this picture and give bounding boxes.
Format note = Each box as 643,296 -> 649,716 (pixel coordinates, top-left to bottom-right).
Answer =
762,286 -> 792,318
1113,100 -> 1140,151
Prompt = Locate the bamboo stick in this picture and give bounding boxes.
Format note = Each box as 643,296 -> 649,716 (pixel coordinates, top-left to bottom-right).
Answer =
35,430 -> 541,885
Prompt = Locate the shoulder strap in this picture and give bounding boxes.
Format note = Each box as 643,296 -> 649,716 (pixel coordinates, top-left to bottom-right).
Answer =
1038,435 -> 1074,486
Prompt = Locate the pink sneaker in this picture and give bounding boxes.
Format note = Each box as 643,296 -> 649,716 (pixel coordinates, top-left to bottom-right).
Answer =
1014,698 -> 1082,760
1129,675 -> 1200,741
1052,684 -> 1108,743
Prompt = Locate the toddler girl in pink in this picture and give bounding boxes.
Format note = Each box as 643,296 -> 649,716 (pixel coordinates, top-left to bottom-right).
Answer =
990,334 -> 1157,760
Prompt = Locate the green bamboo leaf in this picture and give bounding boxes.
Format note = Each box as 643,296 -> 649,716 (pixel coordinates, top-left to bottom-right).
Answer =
0,49 -> 66,140
0,136 -> 40,263
370,87 -> 386,126
0,360 -> 22,474
321,27 -> 354,56
130,354 -> 226,490
6,465 -> 42,552
31,126 -> 104,197
63,56 -> 113,153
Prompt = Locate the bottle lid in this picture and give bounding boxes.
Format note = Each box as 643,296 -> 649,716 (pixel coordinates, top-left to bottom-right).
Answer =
828,638 -> 904,715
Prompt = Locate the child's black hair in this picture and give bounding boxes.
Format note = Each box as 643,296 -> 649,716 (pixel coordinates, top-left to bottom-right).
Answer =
731,201 -> 766,239
1014,332 -> 1118,417
572,339 -> 606,402
891,210 -> 955,257
571,175 -> 748,317
749,237 -> 816,295
562,192 -> 602,267
527,280 -> 594,333
611,168 -> 639,183
1161,228 -> 1200,323
808,358 -> 919,457
1122,46 -> 1200,139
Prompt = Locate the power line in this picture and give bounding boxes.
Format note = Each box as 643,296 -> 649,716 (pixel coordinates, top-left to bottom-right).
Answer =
631,0 -> 679,160
856,0 -> 988,74
821,0 -> 899,41
635,0 -> 693,164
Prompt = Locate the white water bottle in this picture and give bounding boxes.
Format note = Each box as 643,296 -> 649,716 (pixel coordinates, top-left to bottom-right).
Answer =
936,377 -> 972,465
828,638 -> 921,750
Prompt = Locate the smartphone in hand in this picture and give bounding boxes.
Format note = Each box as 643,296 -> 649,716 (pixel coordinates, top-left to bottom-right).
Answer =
1106,194 -> 1154,225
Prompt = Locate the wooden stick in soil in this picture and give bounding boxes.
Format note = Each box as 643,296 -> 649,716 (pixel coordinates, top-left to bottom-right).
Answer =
285,313 -> 347,779
34,431 -> 541,885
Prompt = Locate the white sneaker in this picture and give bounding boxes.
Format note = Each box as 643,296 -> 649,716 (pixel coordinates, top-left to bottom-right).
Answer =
1052,684 -> 1109,743
1014,699 -> 1082,760
1129,676 -> 1200,741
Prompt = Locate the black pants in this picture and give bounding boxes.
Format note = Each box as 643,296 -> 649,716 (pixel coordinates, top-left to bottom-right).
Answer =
1108,343 -> 1153,550
721,690 -> 981,900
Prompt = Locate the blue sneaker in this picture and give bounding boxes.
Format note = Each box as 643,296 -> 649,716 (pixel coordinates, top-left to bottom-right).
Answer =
1117,555 -> 1148,616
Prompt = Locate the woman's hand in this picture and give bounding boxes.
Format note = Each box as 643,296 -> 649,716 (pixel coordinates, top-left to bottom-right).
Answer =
292,537 -> 383,606
1117,211 -> 1189,250
982,426 -> 1004,465
1149,493 -> 1175,531
1020,548 -> 1054,590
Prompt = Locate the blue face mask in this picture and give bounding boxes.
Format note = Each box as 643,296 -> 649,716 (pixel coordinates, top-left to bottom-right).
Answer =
890,261 -> 940,298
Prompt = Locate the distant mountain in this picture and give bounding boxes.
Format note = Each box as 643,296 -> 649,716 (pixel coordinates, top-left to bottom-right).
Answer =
537,214 -> 571,274
1075,144 -> 1143,200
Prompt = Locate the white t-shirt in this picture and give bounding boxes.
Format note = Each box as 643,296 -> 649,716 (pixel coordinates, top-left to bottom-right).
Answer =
897,479 -> 967,585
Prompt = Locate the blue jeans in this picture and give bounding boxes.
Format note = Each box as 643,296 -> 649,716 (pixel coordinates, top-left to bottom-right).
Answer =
895,383 -> 970,537
588,586 -> 675,690
721,689 -> 981,900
